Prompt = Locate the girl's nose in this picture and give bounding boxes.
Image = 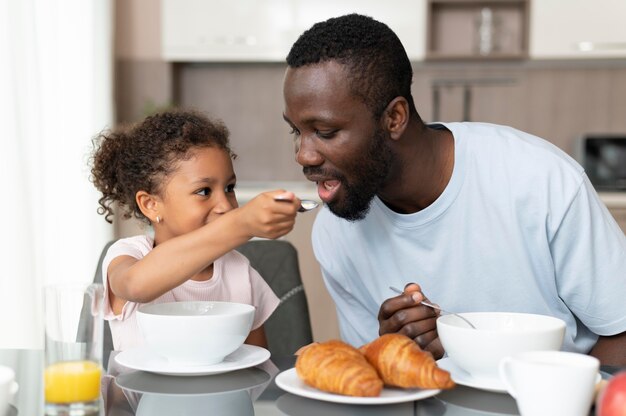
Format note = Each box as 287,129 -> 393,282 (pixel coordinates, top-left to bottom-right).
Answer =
295,136 -> 324,167
213,193 -> 236,215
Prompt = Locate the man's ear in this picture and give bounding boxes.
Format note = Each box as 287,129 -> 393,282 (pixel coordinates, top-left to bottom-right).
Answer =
136,190 -> 161,223
383,97 -> 410,140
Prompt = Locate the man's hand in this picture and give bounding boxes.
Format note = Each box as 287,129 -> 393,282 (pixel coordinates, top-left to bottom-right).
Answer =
378,283 -> 444,359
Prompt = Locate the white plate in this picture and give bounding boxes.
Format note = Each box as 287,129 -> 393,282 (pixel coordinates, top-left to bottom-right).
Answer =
114,344 -> 270,376
437,357 -> 507,393
275,367 -> 441,405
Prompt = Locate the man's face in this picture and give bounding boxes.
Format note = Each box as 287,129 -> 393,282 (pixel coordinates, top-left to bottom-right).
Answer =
283,61 -> 393,221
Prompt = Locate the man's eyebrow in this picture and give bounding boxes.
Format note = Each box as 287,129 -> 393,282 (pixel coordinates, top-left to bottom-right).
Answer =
283,113 -> 335,125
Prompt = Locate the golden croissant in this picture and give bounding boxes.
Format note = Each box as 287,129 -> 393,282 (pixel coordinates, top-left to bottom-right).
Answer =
295,340 -> 383,397
360,333 -> 455,389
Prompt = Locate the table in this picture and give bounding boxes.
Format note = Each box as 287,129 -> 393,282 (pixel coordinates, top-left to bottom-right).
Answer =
1,349 -> 622,416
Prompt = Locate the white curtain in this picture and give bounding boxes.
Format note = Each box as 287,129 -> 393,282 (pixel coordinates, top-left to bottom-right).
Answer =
0,0 -> 114,354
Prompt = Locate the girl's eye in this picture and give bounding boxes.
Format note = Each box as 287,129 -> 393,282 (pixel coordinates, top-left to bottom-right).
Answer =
196,187 -> 211,197
225,184 -> 236,193
288,127 -> 301,137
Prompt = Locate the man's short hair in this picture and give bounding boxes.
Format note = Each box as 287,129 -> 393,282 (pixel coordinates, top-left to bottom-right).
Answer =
287,13 -> 417,118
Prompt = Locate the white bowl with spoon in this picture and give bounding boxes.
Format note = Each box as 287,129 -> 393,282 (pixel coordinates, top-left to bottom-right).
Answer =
437,312 -> 566,381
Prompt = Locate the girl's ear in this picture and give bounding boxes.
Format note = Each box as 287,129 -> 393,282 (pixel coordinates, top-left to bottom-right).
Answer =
136,190 -> 161,223
383,97 -> 410,140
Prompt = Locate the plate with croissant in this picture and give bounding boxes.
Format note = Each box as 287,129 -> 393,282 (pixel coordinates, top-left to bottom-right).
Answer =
275,334 -> 455,405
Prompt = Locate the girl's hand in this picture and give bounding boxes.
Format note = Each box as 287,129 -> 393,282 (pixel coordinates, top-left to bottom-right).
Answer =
239,190 -> 300,239
378,283 -> 444,359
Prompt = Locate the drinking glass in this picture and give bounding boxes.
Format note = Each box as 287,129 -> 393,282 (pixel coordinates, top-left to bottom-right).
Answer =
43,283 -> 104,415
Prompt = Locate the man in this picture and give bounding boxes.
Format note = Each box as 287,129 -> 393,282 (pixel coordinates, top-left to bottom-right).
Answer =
282,14 -> 626,364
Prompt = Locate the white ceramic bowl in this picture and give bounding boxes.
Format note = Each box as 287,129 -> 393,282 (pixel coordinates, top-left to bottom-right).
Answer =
437,312 -> 566,380
137,301 -> 255,366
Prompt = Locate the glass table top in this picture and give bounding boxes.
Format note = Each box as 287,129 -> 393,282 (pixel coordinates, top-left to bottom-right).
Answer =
1,349 -> 621,416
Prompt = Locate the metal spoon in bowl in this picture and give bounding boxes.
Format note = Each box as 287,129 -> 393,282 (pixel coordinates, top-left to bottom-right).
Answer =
274,196 -> 320,212
389,286 -> 476,329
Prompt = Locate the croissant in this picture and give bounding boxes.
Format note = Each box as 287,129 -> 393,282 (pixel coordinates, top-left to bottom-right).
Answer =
360,333 -> 455,389
295,340 -> 383,397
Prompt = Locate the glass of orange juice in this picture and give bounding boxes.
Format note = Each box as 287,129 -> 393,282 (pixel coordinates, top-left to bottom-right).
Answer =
43,283 -> 103,415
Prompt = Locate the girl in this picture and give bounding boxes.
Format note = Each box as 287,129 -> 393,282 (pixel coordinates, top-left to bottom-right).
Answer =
90,110 -> 300,351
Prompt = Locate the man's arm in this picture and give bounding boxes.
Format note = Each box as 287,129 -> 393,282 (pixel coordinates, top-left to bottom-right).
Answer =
589,332 -> 626,366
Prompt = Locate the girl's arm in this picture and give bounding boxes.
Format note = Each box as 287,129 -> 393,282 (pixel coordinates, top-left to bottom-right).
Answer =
107,191 -> 299,308
245,325 -> 268,348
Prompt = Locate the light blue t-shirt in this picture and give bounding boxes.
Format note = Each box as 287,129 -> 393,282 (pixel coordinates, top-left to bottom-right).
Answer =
312,122 -> 626,353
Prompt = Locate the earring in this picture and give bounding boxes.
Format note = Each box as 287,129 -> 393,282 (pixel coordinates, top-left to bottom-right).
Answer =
156,216 -> 161,224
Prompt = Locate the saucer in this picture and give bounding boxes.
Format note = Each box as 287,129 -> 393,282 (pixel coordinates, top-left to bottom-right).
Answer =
437,357 -> 507,393
275,368 -> 441,405
437,357 -> 603,394
115,344 -> 270,376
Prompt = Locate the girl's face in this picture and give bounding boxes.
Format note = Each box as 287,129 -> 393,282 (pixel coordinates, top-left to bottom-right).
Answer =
155,146 -> 238,241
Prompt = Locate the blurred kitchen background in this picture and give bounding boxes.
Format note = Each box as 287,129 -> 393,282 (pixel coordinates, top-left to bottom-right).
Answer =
2,0 -> 626,348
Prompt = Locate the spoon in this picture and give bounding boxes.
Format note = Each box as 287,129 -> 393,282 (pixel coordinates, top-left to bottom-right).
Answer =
275,196 -> 320,212
389,286 -> 477,329
298,199 -> 320,212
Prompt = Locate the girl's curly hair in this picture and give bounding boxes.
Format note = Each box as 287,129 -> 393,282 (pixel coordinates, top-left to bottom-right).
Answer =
89,110 -> 236,224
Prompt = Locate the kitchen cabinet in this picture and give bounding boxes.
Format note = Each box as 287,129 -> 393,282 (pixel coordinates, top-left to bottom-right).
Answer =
426,0 -> 530,60
161,0 -> 427,62
161,0 -> 296,61
529,0 -> 626,59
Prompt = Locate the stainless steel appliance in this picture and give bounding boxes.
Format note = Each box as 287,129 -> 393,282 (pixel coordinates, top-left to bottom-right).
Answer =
581,135 -> 626,191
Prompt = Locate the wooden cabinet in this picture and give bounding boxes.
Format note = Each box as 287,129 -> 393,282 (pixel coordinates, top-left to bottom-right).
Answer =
529,0 -> 626,59
426,0 -> 530,60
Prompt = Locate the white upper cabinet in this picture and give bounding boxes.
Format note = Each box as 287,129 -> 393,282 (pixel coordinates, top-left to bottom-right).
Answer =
161,0 -> 296,61
161,0 -> 427,61
530,0 -> 626,59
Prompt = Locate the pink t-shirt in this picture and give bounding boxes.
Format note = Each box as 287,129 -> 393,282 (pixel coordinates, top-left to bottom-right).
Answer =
101,235 -> 280,351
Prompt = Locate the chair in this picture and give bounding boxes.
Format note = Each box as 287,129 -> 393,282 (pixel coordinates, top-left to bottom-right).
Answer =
86,239 -> 312,368
236,239 -> 313,356
77,240 -> 116,369
91,241 -> 117,369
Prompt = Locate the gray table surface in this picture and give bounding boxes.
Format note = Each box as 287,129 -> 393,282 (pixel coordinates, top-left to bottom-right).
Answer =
1,349 -> 621,416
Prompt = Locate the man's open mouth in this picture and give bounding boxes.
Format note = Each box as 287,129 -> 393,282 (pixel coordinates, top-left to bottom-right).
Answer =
317,180 -> 341,203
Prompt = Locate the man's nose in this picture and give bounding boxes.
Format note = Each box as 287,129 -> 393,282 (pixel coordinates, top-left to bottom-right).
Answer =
295,136 -> 323,167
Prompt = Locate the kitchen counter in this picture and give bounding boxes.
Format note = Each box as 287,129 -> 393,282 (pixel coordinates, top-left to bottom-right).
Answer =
599,192 -> 626,209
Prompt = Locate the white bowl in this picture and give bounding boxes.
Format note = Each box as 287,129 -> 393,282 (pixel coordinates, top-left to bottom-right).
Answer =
137,301 -> 255,366
437,312 -> 566,380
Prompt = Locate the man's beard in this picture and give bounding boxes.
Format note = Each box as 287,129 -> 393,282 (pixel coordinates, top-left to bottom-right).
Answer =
327,127 -> 393,221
